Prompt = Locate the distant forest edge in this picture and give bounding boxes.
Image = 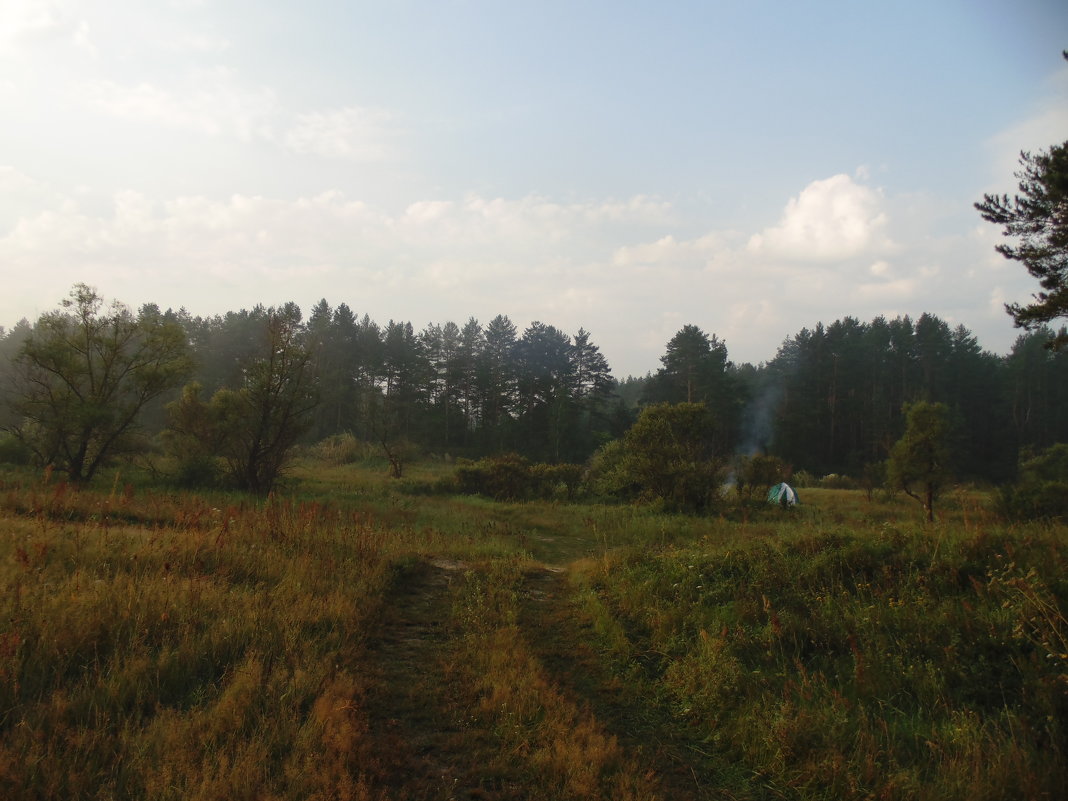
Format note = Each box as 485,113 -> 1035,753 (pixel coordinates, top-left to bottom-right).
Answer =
2,289 -> 1067,485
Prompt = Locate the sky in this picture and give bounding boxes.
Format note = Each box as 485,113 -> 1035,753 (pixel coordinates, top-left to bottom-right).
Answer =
1,0 -> 1067,377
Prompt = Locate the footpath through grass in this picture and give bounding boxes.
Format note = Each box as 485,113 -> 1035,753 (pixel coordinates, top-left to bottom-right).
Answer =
0,463 -> 1065,799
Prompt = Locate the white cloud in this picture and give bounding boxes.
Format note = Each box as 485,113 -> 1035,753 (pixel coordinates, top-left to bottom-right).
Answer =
85,68 -> 278,141
0,1 -> 74,46
163,31 -> 230,53
72,19 -> 96,58
283,106 -> 397,162
0,0 -> 100,61
747,173 -> 889,262
0,187 -> 670,319
851,278 -> 918,303
612,233 -> 724,270
404,200 -> 453,224
84,72 -> 405,165
988,287 -> 1008,318
0,172 -> 1045,375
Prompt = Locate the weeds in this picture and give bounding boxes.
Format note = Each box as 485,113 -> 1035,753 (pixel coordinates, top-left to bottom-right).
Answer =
573,517 -> 1068,799
0,464 -> 1064,799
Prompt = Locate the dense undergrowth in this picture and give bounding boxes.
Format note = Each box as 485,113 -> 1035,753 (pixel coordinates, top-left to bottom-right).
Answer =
0,462 -> 1065,799
573,519 -> 1068,799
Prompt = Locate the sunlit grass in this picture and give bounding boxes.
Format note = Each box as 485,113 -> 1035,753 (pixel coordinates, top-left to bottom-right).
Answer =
0,462 -> 1064,799
572,512 -> 1068,799
0,471 -> 400,799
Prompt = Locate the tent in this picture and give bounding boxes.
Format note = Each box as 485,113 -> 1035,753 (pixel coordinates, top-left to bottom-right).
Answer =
767,482 -> 799,506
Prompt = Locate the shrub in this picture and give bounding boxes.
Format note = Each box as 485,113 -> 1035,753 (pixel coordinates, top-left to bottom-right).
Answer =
0,433 -> 31,465
308,433 -> 378,465
860,460 -> 886,501
172,453 -> 224,489
530,463 -> 585,501
454,454 -> 534,500
997,444 -> 1068,520
590,402 -> 726,514
819,473 -> 858,490
585,439 -> 639,500
733,453 -> 787,503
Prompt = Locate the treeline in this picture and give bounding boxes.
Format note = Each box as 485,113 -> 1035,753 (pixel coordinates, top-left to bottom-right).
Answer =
202,300 -> 624,463
747,313 -> 1068,482
603,315 -> 1068,485
0,297 -> 626,470
3,289 -> 1068,486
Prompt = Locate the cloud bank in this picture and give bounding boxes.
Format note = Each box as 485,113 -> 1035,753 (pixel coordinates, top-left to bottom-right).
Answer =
0,168 -> 1033,376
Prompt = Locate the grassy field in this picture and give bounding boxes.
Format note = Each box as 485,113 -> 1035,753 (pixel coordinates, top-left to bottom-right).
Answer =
1,461 -> 1065,800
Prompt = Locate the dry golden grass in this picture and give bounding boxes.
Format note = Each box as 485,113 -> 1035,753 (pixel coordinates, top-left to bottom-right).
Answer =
1,464 -> 1065,800
0,472 -> 398,800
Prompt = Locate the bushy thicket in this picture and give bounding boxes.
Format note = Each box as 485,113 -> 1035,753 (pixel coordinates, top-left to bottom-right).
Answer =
0,433 -> 31,465
453,454 -> 584,501
576,520 -> 1068,799
589,402 -> 726,513
732,453 -> 788,503
997,443 -> 1068,520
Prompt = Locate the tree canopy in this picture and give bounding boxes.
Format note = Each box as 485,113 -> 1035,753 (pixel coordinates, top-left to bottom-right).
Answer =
593,402 -> 725,513
976,113 -> 1068,334
5,286 -> 1068,490
165,304 -> 318,494
887,401 -> 953,522
4,285 -> 192,483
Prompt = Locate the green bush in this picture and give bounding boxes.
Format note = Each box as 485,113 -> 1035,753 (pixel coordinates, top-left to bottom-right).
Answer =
997,444 -> 1068,520
454,454 -> 534,500
590,402 -> 726,514
529,462 -> 585,500
0,434 -> 31,465
452,457 -> 585,502
733,453 -> 787,503
308,433 -> 379,465
819,472 -> 858,490
585,439 -> 639,500
171,453 -> 223,489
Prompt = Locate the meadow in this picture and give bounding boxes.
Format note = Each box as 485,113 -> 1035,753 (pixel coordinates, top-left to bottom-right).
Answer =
0,460 -> 1065,800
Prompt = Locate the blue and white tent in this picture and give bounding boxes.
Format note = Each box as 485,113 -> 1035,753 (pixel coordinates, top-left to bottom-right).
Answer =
767,482 -> 799,506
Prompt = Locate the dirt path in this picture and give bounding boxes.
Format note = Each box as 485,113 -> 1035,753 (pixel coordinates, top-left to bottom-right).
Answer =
363,558 -> 524,801
361,556 -> 725,800
517,568 -> 725,800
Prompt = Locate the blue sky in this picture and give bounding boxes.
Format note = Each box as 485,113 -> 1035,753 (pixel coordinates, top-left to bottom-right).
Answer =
1,0 -> 1066,375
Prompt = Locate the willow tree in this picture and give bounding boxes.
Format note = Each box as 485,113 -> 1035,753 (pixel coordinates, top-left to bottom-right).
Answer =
5,285 -> 192,483
165,304 -> 318,494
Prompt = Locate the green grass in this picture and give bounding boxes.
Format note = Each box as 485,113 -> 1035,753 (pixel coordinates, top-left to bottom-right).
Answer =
0,462 -> 1064,799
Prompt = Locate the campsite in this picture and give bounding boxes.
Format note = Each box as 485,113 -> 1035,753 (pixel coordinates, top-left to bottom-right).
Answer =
1,453 -> 1065,800
2,5 -> 1067,797
1,289 -> 1068,799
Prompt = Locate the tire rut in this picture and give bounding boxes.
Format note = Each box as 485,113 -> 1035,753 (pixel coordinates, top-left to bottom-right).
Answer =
363,557 -> 509,801
517,567 -> 727,800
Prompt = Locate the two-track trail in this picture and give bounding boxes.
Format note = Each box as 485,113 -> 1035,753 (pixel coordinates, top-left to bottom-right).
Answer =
359,551 -> 725,800
361,557 -> 510,800
515,567 -> 724,800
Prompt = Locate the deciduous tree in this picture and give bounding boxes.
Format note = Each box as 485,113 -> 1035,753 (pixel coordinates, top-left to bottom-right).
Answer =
6,285 -> 192,483
595,402 -> 725,513
887,401 -> 953,522
165,304 -> 318,494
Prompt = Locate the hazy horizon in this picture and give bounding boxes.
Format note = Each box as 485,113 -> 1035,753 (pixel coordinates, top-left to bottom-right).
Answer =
2,0 -> 1067,376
